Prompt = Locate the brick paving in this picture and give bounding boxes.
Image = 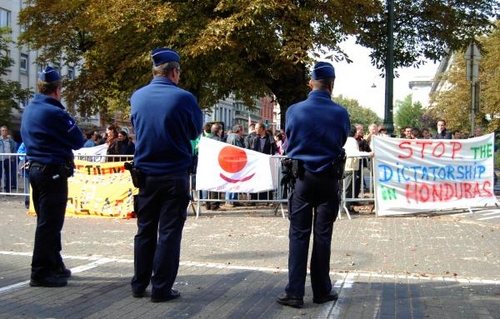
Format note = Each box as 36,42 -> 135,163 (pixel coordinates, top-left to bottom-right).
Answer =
1,197 -> 500,318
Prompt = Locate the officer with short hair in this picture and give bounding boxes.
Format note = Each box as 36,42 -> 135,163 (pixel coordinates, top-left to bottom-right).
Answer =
21,66 -> 84,287
277,62 -> 350,308
130,48 -> 203,302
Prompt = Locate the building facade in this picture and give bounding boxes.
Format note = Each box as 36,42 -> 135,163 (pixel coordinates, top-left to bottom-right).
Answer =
0,0 -> 100,140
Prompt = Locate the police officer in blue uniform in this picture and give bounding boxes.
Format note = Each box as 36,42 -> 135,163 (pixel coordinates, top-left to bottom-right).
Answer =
130,48 -> 203,302
276,62 -> 350,308
21,66 -> 84,287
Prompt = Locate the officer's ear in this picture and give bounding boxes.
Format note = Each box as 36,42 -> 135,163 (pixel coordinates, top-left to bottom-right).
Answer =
309,79 -> 314,89
55,85 -> 63,100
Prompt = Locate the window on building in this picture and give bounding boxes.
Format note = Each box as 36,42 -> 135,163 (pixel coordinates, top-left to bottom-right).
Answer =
53,63 -> 61,74
0,8 -> 10,27
19,96 -> 29,109
67,66 -> 75,80
20,54 -> 28,73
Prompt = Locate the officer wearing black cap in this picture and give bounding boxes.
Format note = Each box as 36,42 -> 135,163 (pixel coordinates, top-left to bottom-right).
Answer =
276,62 -> 350,308
21,66 -> 84,287
130,48 -> 203,302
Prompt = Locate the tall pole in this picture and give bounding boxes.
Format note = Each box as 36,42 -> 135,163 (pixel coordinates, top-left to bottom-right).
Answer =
464,41 -> 481,136
470,80 -> 475,135
384,0 -> 395,136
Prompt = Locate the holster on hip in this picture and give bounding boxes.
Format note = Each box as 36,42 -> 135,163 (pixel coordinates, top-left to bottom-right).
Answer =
124,162 -> 145,188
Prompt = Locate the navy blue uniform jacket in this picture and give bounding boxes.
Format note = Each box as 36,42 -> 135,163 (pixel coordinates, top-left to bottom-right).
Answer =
20,93 -> 84,164
130,77 -> 203,175
285,90 -> 350,172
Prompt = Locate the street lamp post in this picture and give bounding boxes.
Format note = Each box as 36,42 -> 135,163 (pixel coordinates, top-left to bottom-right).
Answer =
384,0 -> 395,136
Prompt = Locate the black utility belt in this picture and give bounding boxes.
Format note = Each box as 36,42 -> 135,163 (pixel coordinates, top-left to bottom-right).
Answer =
30,162 -> 74,179
291,151 -> 347,180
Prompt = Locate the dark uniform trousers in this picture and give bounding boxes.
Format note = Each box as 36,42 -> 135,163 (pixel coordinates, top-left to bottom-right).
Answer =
286,168 -> 340,298
131,172 -> 190,297
29,165 -> 68,280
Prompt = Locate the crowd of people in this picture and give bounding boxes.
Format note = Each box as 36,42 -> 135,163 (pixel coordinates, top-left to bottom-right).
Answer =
81,125 -> 135,161
398,120 -> 483,140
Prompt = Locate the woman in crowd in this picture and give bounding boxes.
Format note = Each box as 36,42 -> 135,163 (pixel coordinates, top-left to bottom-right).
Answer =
106,125 -> 120,162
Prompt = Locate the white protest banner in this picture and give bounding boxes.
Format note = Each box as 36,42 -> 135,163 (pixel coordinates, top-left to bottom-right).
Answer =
196,137 -> 277,192
373,134 -> 498,216
73,144 -> 108,162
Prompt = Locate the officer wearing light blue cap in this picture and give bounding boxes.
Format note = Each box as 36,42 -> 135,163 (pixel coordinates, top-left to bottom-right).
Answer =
20,66 -> 84,288
130,48 -> 202,302
277,61 -> 350,308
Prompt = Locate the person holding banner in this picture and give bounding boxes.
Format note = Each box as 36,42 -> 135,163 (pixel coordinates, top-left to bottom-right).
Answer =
130,48 -> 202,302
21,66 -> 84,287
276,61 -> 350,308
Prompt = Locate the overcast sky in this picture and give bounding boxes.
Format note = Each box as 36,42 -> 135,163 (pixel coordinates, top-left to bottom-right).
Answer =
329,38 -> 439,119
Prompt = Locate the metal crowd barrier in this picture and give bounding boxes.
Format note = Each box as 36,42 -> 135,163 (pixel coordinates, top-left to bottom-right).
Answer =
339,154 -> 375,220
192,154 -> 376,220
73,154 -> 134,163
0,153 -> 29,197
2,151 -> 374,220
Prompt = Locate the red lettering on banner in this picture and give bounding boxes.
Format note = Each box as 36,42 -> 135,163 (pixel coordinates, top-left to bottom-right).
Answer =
450,141 -> 462,159
431,142 -> 445,158
416,141 -> 434,159
398,140 -> 464,160
398,141 -> 413,159
74,164 -> 125,175
405,181 -> 493,203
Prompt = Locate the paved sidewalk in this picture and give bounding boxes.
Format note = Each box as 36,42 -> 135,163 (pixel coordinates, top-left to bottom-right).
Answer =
1,198 -> 500,318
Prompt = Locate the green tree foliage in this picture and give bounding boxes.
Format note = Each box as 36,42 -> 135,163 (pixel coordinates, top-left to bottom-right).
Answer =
334,95 -> 382,127
0,28 -> 33,126
478,21 -> 500,132
428,20 -> 500,136
18,0 -> 498,127
394,94 -> 424,130
427,55 -> 473,134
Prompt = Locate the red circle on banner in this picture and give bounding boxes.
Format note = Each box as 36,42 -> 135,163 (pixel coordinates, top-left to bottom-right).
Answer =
218,146 -> 248,173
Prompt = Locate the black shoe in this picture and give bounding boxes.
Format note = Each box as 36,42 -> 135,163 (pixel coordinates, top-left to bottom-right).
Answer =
313,291 -> 339,304
151,289 -> 180,303
276,293 -> 304,308
132,290 -> 145,298
56,266 -> 72,278
30,276 -> 67,287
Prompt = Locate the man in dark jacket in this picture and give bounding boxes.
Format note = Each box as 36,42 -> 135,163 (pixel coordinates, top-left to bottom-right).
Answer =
433,119 -> 452,139
0,125 -> 17,192
248,122 -> 277,155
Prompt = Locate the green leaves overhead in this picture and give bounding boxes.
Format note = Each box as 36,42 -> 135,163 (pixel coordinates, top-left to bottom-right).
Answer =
18,0 -> 498,125
0,28 -> 33,126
